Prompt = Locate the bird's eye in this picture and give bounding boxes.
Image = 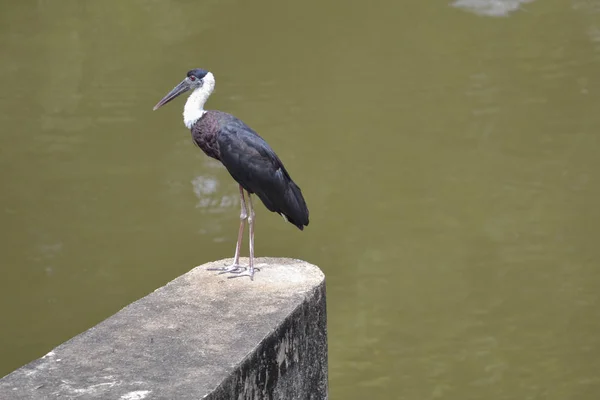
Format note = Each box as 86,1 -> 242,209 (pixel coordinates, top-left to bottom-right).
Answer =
189,76 -> 196,81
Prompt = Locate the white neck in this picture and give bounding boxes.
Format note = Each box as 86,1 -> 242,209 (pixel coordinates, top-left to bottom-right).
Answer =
183,72 -> 215,129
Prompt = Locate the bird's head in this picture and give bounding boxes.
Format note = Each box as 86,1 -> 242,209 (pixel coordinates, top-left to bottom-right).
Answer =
153,68 -> 214,111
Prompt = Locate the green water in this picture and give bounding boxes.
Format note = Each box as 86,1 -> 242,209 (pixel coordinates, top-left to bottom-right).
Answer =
1,0 -> 600,398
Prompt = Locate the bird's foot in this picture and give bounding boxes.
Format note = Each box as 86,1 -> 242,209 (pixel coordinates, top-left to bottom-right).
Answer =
227,268 -> 258,281
206,263 -> 245,275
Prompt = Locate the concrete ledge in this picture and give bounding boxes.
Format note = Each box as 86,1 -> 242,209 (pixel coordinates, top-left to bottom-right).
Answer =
0,258 -> 328,399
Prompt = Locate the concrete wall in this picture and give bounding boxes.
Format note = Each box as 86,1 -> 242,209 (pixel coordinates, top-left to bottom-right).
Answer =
0,258 -> 328,400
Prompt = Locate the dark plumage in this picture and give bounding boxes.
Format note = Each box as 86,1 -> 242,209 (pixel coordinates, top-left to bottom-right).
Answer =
192,111 -> 309,230
153,68 -> 308,280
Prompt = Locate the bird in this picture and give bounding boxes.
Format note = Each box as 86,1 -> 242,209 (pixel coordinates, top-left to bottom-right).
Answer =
153,68 -> 309,280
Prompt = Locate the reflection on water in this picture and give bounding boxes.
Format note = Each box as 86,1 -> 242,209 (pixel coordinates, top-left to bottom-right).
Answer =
191,175 -> 237,212
2,0 -> 600,399
452,0 -> 535,17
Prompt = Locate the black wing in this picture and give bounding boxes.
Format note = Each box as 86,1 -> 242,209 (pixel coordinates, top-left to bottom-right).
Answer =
217,119 -> 309,230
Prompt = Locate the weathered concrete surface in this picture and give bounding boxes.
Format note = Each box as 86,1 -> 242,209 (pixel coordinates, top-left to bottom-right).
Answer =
0,258 -> 328,400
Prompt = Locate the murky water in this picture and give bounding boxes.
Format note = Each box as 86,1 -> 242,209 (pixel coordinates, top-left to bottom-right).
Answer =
2,0 -> 600,398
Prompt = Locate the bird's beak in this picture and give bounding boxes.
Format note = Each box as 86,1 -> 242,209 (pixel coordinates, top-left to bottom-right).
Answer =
153,79 -> 191,111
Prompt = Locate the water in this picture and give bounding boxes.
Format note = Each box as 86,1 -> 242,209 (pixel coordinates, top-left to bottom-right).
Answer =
2,0 -> 600,398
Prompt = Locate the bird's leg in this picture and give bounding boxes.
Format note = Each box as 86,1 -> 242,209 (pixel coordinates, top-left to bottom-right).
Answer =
207,185 -> 247,274
229,192 -> 257,280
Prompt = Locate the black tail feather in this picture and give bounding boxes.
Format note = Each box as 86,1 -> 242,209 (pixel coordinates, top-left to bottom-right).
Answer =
283,180 -> 309,230
255,177 -> 309,230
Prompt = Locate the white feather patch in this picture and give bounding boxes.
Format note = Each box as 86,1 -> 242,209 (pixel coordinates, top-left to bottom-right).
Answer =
183,72 -> 215,129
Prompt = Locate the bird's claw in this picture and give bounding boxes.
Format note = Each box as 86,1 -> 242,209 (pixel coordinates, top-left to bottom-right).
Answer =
206,264 -> 260,276
227,269 -> 258,281
206,264 -> 244,274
